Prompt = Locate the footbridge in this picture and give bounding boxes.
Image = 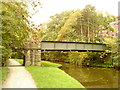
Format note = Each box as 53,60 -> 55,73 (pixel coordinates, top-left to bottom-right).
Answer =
14,41 -> 107,66
41,41 -> 107,52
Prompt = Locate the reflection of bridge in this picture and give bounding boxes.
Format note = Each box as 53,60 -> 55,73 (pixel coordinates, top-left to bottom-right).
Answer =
15,41 -> 107,66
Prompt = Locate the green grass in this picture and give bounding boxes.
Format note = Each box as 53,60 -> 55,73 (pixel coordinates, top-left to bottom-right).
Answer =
25,66 -> 85,88
0,67 -> 8,84
14,59 -> 62,67
14,59 -> 23,64
41,61 -> 62,67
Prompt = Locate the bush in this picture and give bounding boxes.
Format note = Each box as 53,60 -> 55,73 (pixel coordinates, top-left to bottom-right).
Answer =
42,51 -> 68,62
67,51 -> 89,66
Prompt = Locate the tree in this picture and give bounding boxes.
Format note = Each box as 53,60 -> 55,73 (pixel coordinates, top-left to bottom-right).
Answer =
42,10 -> 74,41
56,10 -> 79,41
80,5 -> 99,42
1,2 -> 30,66
103,37 -> 119,66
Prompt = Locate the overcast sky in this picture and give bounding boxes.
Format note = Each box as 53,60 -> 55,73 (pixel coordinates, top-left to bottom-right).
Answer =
30,0 -> 120,25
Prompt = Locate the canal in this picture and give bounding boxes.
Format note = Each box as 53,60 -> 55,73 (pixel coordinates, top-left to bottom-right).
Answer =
58,62 -> 119,88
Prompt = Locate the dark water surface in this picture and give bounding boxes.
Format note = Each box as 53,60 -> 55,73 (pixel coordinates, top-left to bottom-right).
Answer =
58,62 -> 119,88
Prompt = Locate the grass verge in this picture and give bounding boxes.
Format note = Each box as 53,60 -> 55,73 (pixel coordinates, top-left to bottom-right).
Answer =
15,59 -> 62,67
14,59 -> 23,64
0,67 -> 8,84
41,61 -> 62,67
25,66 -> 85,88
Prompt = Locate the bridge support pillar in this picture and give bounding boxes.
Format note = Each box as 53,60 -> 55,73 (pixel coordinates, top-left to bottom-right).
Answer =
24,41 -> 41,66
34,50 -> 41,66
30,50 -> 41,66
24,50 -> 31,66
24,50 -> 41,66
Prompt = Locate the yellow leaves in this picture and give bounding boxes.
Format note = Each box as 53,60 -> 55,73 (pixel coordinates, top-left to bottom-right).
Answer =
0,46 -> 5,49
38,24 -> 42,27
79,52 -> 88,60
56,10 -> 80,41
31,24 -> 35,27
15,34 -> 19,38
105,50 -> 111,53
28,28 -> 41,41
26,29 -> 29,32
100,56 -> 103,58
103,37 -> 117,45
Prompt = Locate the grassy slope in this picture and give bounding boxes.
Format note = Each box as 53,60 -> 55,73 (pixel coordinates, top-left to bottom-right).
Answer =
26,66 -> 85,88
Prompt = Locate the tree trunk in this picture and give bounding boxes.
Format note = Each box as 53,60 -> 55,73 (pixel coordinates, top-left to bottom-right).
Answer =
92,20 -> 94,42
87,18 -> 90,42
80,17 -> 83,42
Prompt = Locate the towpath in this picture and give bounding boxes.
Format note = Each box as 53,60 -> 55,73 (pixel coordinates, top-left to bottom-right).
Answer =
2,59 -> 37,88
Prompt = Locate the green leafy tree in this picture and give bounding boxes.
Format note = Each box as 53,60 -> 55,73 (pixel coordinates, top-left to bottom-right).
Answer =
103,37 -> 118,66
1,2 -> 31,66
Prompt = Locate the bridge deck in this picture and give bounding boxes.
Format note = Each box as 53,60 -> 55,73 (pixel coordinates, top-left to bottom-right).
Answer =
41,41 -> 107,52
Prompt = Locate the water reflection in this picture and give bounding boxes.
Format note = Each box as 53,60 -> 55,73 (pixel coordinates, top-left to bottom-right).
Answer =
59,62 -> 119,88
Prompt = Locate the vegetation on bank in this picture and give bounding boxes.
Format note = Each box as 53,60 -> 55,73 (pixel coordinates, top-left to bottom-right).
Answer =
26,66 -> 85,88
88,62 -> 114,68
41,51 -> 112,68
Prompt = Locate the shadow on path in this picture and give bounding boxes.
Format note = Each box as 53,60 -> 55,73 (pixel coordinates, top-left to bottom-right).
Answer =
7,65 -> 23,67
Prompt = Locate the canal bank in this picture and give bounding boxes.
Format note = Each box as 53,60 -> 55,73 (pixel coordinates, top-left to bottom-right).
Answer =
13,59 -> 85,88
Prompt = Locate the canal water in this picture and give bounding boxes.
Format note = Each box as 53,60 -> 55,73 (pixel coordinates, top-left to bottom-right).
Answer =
58,62 -> 119,88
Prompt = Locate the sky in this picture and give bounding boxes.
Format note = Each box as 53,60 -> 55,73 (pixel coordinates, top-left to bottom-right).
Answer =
30,0 -> 120,25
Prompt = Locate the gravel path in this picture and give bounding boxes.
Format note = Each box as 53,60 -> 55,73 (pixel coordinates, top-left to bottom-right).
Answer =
2,59 -> 37,88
